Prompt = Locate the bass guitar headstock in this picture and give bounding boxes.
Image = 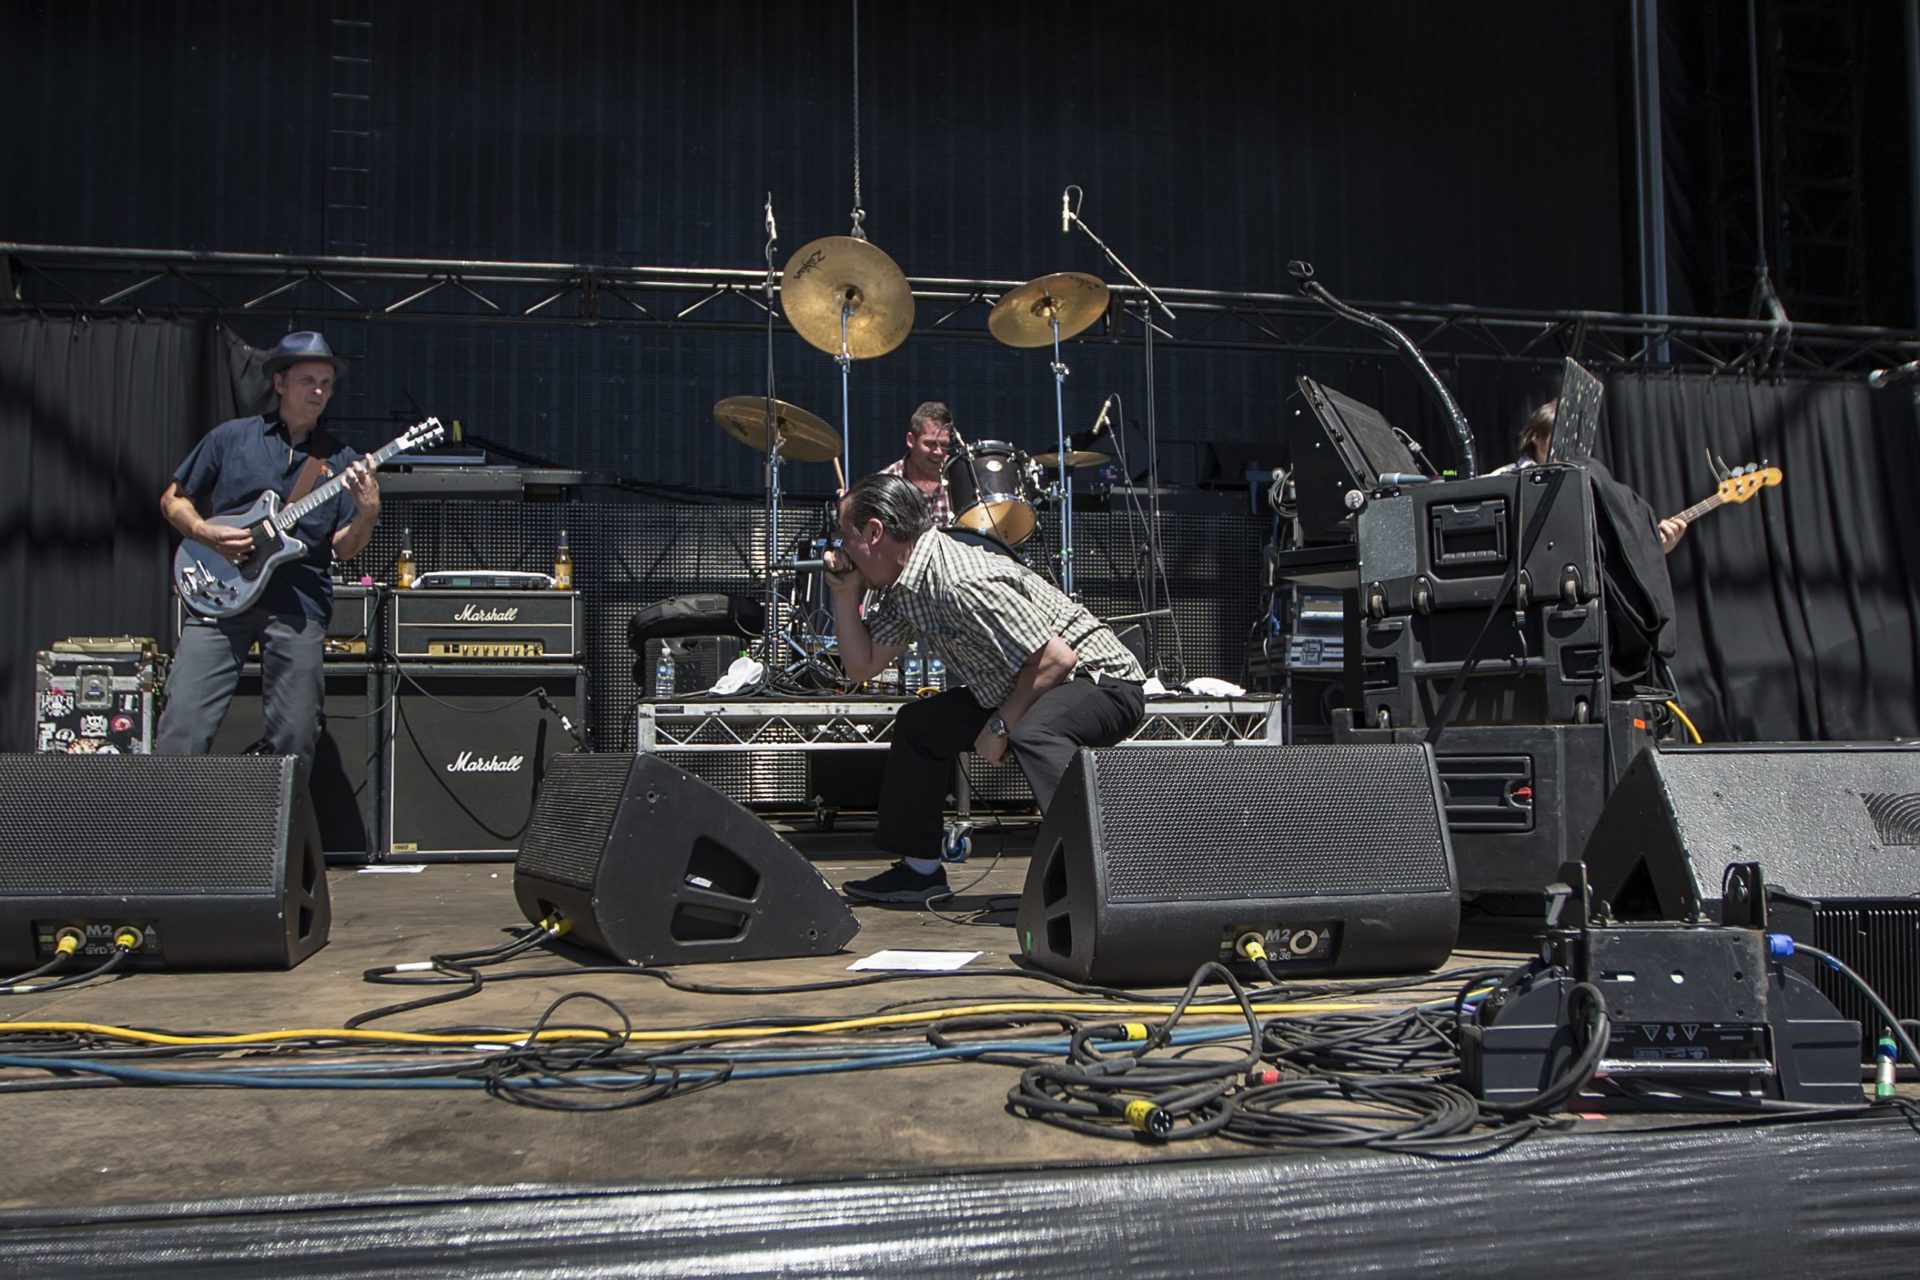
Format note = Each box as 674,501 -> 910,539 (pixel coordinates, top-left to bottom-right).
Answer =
1716,462 -> 1783,506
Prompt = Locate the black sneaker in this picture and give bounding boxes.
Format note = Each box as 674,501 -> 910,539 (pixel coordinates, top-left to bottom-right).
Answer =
844,861 -> 950,904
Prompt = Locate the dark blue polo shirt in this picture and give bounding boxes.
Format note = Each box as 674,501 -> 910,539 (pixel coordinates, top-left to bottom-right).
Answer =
172,413 -> 362,621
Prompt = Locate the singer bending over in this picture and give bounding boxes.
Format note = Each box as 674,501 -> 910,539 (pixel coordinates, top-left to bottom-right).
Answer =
826,474 -> 1145,903
879,400 -> 957,526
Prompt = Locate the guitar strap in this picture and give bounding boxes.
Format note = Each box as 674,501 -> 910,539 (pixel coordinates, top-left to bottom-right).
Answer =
285,431 -> 338,506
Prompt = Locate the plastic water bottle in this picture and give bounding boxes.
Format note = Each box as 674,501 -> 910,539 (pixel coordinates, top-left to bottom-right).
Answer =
904,651 -> 923,692
928,656 -> 946,692
654,645 -> 676,699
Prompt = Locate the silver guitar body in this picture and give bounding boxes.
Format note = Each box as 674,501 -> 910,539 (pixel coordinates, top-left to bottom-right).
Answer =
172,491 -> 310,619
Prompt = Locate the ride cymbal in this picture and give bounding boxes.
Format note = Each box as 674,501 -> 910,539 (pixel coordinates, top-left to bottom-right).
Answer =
779,236 -> 914,359
1030,450 -> 1112,470
987,272 -> 1109,348
712,395 -> 842,462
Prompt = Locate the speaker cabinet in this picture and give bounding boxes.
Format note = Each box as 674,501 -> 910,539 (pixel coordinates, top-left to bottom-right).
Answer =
1583,744 -> 1920,1052
1016,744 -> 1459,986
0,754 -> 330,969
210,663 -> 384,861
513,753 -> 859,964
388,664 -> 587,860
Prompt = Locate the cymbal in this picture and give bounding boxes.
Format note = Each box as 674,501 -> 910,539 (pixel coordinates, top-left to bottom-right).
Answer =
1031,449 -> 1112,470
987,272 -> 1109,348
712,395 -> 842,462
779,236 -> 914,359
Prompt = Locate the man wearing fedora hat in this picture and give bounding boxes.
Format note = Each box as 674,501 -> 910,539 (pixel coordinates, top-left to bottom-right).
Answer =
155,331 -> 382,778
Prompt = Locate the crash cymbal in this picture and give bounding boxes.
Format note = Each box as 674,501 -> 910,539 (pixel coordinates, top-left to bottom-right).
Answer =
779,236 -> 914,359
712,395 -> 842,462
987,272 -> 1109,348
1031,449 -> 1111,470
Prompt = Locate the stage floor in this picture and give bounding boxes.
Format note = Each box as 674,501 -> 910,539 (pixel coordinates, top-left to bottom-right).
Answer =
3,838 -> 1918,1276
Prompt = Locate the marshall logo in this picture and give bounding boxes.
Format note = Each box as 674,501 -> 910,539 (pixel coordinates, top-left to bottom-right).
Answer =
446,751 -> 526,774
454,604 -> 519,622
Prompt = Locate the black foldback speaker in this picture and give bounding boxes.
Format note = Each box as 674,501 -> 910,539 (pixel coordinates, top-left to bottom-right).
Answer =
1583,744 -> 1920,1048
1016,744 -> 1459,986
514,753 -> 860,964
0,754 -> 330,969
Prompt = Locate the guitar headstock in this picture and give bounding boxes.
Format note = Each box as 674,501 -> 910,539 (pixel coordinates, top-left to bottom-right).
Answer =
1717,462 -> 1783,505
402,417 -> 447,450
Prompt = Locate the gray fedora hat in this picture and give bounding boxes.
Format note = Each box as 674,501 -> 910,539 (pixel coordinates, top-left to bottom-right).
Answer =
263,331 -> 348,378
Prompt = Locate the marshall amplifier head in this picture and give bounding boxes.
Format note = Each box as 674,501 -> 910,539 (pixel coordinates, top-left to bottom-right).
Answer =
391,590 -> 581,660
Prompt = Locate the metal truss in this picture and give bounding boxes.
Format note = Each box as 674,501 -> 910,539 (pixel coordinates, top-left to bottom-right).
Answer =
5,241 -> 1916,377
635,697 -> 1283,752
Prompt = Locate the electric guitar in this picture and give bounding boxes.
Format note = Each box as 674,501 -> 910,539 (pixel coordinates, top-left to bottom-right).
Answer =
1666,462 -> 1783,529
173,418 -> 444,618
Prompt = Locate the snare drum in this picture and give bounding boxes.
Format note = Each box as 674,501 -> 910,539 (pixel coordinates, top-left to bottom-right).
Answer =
945,441 -> 1040,545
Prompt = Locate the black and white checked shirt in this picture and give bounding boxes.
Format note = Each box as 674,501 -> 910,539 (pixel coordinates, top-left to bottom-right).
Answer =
864,530 -> 1143,708
879,456 -> 954,526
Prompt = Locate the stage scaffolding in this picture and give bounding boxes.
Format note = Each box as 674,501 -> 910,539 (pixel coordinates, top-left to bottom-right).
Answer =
6,242 -> 1918,377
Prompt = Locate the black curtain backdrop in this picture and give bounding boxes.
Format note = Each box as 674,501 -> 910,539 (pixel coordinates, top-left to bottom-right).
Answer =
1599,373 -> 1920,741
0,317 -> 239,750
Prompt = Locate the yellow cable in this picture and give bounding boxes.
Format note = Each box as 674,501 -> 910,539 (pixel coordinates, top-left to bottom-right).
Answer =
1664,699 -> 1703,744
0,998 -> 1382,1050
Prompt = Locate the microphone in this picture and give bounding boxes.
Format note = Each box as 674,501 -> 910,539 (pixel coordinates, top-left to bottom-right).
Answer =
764,192 -> 777,242
1867,359 -> 1920,389
1061,189 -> 1072,233
1088,396 -> 1112,441
781,558 -> 856,575
1376,473 -> 1435,486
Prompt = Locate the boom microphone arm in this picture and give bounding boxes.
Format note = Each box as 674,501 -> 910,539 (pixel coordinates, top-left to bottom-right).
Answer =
1288,261 -> 1479,479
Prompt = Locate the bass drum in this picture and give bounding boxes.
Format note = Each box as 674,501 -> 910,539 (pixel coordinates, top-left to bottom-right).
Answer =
945,441 -> 1040,545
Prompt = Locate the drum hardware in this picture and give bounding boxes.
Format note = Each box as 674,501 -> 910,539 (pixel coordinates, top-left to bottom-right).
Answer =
1061,185 -> 1180,676
989,271 -> 1110,595
945,439 -> 1043,547
779,233 -> 914,491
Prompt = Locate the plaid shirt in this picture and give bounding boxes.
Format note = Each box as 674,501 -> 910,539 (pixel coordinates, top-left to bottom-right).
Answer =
880,456 -> 954,526
865,530 -> 1144,708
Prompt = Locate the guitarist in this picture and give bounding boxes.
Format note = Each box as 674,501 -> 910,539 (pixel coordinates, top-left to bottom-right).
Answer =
154,331 -> 381,778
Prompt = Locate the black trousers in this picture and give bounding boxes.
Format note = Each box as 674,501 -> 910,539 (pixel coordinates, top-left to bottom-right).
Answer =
874,674 -> 1146,860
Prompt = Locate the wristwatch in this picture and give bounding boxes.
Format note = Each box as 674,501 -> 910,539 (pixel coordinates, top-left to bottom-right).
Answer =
987,715 -> 1010,738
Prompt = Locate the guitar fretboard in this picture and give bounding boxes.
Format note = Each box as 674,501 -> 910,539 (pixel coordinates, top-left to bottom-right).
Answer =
275,429 -> 431,530
1671,493 -> 1726,524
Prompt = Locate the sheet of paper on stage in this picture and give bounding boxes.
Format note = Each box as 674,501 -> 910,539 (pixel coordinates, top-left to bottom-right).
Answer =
848,949 -> 983,972
358,864 -> 427,874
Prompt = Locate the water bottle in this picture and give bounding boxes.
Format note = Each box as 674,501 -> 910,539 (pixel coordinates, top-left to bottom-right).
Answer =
653,644 -> 676,699
928,656 -> 946,692
904,650 -> 923,691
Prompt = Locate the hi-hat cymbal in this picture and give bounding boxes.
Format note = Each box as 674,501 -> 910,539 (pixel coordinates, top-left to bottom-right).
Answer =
987,272 -> 1109,348
1031,449 -> 1111,470
779,236 -> 914,359
713,396 -> 842,462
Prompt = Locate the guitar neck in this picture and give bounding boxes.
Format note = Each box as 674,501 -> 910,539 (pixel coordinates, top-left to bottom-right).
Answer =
1672,493 -> 1725,525
276,437 -> 411,529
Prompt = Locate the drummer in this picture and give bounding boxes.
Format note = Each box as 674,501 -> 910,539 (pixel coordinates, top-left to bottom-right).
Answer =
879,401 -> 956,527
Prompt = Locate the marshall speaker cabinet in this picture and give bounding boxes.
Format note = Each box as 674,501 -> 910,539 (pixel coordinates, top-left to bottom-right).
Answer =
210,663 -> 386,862
388,663 -> 588,859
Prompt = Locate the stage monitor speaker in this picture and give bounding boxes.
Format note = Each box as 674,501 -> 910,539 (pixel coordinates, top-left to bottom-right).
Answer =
1016,744 -> 1459,986
514,752 -> 860,964
211,663 -> 383,860
1583,744 -> 1920,1052
0,753 -> 330,969
388,664 -> 585,860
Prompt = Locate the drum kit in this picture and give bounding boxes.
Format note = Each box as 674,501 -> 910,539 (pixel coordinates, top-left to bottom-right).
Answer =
710,237 -> 1114,685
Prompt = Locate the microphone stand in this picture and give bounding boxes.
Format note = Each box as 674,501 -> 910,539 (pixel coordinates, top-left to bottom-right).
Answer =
1066,194 -> 1178,676
760,195 -> 787,683
1287,260 -> 1480,479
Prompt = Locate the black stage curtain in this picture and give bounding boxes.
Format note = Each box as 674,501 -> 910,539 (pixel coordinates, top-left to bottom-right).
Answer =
1598,373 -> 1920,741
0,317 -> 254,752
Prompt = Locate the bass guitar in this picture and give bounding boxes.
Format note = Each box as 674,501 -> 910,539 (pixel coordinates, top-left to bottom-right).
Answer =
174,418 -> 444,618
1666,462 -> 1782,530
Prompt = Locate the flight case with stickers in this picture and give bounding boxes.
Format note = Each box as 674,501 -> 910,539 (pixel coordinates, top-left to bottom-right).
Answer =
33,637 -> 167,755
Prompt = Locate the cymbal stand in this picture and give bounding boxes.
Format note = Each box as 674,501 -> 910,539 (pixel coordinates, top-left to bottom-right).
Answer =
1046,307 -> 1077,597
836,301 -> 854,495
1066,193 -> 1180,675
